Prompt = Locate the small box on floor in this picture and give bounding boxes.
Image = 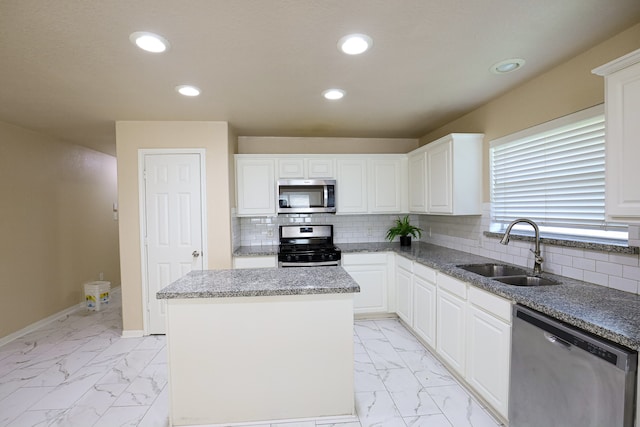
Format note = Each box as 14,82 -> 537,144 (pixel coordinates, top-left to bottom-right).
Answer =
84,281 -> 111,311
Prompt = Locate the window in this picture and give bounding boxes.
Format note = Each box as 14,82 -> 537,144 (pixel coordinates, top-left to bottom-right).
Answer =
490,105 -> 628,243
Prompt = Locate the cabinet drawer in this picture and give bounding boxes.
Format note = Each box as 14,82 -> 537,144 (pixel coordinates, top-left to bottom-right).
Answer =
437,273 -> 467,299
468,287 -> 511,323
396,255 -> 413,272
342,253 -> 388,265
414,263 -> 436,283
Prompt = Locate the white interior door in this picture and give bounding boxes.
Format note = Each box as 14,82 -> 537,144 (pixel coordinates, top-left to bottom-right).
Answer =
144,152 -> 204,334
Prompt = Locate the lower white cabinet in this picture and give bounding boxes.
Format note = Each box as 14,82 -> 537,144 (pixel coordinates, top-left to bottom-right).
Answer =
395,256 -> 413,324
232,256 -> 277,269
436,280 -> 467,376
466,287 -> 511,419
342,253 -> 389,314
412,263 -> 437,349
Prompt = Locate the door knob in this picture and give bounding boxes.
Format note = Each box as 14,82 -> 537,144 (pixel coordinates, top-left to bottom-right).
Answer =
192,251 -> 200,258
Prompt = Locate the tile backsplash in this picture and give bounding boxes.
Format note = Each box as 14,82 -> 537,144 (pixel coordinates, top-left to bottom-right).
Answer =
234,213 -> 417,247
232,204 -> 640,295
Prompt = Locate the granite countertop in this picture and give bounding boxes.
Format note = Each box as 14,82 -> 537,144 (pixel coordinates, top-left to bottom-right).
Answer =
156,266 -> 360,299
233,242 -> 640,350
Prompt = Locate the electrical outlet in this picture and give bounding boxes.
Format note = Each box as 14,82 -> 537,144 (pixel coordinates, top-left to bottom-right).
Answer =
429,227 -> 432,238
266,228 -> 274,238
99,272 -> 104,280
367,227 -> 373,237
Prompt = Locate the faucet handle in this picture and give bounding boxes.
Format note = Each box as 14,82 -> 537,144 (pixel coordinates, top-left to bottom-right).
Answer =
529,248 -> 544,262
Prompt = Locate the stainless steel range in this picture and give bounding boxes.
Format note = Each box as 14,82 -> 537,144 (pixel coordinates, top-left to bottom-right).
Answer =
278,225 -> 341,267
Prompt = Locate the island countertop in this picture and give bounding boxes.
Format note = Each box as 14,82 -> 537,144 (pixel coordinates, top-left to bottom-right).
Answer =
156,266 -> 360,299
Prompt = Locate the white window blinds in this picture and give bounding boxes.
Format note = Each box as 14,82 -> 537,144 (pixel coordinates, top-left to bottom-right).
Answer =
490,105 -> 627,241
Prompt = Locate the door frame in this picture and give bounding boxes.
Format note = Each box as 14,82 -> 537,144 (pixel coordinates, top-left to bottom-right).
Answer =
138,148 -> 208,335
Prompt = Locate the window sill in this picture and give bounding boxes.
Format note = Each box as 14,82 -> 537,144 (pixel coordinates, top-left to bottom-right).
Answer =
483,231 -> 639,254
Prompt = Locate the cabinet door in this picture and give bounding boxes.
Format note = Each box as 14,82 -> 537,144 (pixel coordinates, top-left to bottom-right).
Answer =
233,256 -> 277,269
342,253 -> 388,314
466,304 -> 511,418
427,139 -> 453,214
369,158 -> 402,213
408,153 -> 427,213
336,159 -> 368,214
413,274 -> 437,349
436,288 -> 466,375
604,61 -> 640,221
395,266 -> 413,324
344,264 -> 388,314
236,158 -> 276,215
307,158 -> 335,178
278,158 -> 305,178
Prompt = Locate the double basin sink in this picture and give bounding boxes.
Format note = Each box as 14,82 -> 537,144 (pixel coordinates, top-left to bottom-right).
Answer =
457,263 -> 559,286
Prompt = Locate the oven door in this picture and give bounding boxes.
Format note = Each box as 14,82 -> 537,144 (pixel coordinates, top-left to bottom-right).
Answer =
278,260 -> 341,268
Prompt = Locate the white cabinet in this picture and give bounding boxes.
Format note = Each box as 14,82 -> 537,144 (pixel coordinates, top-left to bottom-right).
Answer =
369,158 -> 406,213
336,158 -> 368,214
436,273 -> 467,376
426,138 -> 452,213
278,158 -> 305,178
466,287 -> 511,419
408,152 -> 427,212
408,133 -> 483,215
593,49 -> 640,223
236,157 -> 276,216
342,253 -> 389,314
278,157 -> 335,179
412,263 -> 437,349
307,158 -> 335,178
232,256 -> 277,269
395,256 -> 413,324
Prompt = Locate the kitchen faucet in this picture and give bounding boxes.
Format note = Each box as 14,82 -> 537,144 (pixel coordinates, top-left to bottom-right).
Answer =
500,218 -> 543,275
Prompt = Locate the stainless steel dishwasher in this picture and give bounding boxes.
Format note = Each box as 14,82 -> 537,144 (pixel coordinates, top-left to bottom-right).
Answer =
510,305 -> 637,427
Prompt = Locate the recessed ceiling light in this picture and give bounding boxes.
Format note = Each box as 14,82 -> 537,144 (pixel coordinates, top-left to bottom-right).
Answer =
130,31 -> 170,53
338,34 -> 372,55
490,58 -> 526,74
322,89 -> 345,100
176,85 -> 201,97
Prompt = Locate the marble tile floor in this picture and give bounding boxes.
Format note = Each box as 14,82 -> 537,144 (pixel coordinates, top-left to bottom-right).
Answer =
0,290 -> 502,427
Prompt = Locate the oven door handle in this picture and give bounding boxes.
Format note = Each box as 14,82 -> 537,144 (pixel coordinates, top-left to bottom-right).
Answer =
279,261 -> 340,267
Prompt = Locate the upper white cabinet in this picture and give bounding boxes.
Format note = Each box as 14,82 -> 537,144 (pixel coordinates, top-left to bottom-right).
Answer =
278,157 -> 335,179
408,152 -> 427,212
236,156 -> 276,216
368,157 -> 407,214
336,158 -> 368,214
408,133 -> 483,215
593,49 -> 640,223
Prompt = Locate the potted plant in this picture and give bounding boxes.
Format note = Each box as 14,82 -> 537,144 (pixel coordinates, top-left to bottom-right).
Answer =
386,215 -> 423,247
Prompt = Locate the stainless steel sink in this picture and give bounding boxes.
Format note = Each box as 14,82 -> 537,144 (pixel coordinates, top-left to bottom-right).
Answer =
458,263 -> 528,277
494,275 -> 559,287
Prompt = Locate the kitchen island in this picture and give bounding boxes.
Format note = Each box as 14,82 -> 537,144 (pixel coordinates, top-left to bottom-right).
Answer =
156,267 -> 360,427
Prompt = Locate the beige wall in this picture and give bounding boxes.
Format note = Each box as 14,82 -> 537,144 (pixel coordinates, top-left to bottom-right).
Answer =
115,121 -> 234,333
0,121 -> 120,339
239,136 -> 418,154
420,22 -> 640,201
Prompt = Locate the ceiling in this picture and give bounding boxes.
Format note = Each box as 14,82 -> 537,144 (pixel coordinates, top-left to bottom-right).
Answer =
1,1 -> 640,157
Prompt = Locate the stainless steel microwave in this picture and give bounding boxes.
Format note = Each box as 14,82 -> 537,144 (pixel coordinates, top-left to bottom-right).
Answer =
277,179 -> 336,214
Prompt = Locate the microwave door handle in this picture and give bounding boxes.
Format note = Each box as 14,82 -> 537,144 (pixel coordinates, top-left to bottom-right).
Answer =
324,186 -> 328,208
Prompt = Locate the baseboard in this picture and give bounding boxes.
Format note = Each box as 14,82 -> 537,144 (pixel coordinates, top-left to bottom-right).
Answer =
121,329 -> 145,338
0,301 -> 85,348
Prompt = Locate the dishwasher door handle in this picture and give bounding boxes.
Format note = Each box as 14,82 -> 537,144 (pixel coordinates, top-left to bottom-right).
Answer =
544,332 -> 571,349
